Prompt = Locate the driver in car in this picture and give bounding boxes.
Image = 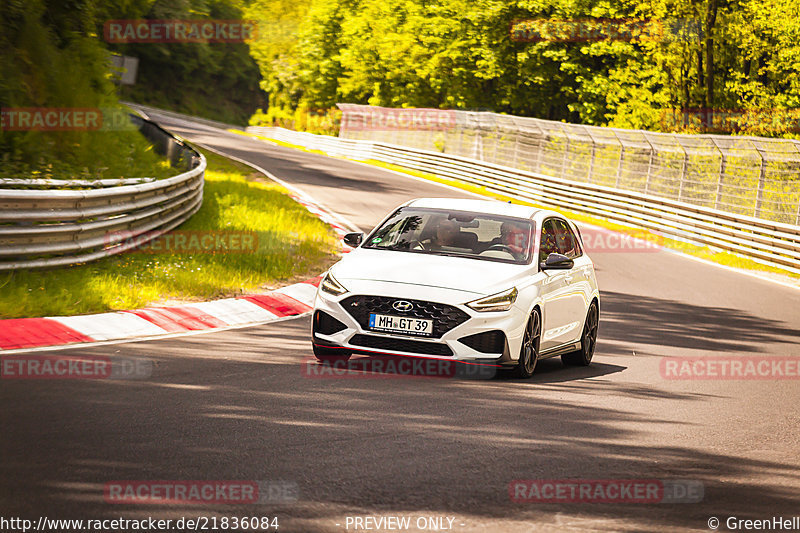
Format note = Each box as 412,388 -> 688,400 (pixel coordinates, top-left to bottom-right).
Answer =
499,221 -> 529,258
481,221 -> 528,259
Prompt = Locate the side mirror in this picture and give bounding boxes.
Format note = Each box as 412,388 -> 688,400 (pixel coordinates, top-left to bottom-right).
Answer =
343,232 -> 364,248
540,252 -> 573,271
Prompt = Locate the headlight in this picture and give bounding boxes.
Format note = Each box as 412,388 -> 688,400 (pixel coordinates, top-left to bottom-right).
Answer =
320,272 -> 348,296
466,287 -> 518,312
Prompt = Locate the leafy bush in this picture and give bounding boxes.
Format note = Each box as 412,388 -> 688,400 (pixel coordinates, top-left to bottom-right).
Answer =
0,0 -> 173,181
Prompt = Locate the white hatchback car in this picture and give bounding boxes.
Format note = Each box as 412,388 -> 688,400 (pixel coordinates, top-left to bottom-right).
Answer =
311,198 -> 599,378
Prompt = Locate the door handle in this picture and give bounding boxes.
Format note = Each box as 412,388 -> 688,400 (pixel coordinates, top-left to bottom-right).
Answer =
564,275 -> 573,283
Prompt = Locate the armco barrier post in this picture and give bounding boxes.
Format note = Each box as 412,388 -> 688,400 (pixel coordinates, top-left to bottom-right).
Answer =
754,150 -> 767,218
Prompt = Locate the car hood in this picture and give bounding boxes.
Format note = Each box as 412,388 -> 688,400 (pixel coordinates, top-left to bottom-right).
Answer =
331,248 -> 529,296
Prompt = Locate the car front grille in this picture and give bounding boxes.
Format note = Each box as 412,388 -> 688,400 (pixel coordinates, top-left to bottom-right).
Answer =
349,334 -> 453,356
340,295 -> 470,338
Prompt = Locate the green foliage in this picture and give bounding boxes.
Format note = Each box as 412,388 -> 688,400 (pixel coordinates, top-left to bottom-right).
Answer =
109,0 -> 266,124
249,105 -> 341,134
0,0 -> 171,180
246,0 -> 800,138
244,0 -> 311,111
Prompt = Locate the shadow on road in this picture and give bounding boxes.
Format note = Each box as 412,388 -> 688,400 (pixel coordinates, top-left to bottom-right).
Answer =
3,313 -> 800,532
599,290 -> 800,353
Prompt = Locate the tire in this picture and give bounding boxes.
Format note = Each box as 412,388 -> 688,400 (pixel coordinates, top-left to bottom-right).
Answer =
313,344 -> 351,364
513,310 -> 541,379
562,301 -> 598,367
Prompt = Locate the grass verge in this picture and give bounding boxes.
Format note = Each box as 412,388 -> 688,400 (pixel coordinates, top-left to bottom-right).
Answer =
232,129 -> 800,284
0,150 -> 339,319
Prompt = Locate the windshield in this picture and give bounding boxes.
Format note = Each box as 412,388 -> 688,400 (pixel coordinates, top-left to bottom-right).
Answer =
362,207 -> 534,264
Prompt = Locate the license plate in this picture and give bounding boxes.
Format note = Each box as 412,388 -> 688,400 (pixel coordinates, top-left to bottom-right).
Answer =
369,314 -> 433,336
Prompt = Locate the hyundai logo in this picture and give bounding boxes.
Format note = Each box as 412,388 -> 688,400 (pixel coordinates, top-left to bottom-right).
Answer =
392,300 -> 413,312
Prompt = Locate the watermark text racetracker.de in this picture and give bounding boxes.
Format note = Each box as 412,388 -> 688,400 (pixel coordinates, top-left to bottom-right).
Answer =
1,355 -> 152,380
1,107 -> 138,132
303,356 -> 498,380
509,479 -> 704,504
106,230 -> 259,255
660,107 -> 800,134
660,356 -> 800,380
104,19 -> 257,43
104,480 -> 297,505
510,18 -> 665,42
577,227 -> 662,253
338,104 -> 456,131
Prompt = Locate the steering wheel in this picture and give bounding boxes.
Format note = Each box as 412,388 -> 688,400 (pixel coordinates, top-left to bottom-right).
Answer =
484,244 -> 515,254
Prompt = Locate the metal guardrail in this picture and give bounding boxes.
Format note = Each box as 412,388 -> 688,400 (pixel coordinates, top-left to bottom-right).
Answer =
0,177 -> 156,188
247,125 -> 800,274
0,114 -> 205,270
337,104 -> 800,226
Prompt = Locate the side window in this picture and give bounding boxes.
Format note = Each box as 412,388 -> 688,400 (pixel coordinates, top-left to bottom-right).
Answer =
552,219 -> 582,259
539,219 -> 559,262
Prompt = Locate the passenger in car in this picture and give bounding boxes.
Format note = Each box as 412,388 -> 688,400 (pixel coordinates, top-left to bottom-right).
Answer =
540,223 -> 559,262
424,218 -> 460,248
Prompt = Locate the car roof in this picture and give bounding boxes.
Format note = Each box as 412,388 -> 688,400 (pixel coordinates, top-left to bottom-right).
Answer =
406,198 -> 542,220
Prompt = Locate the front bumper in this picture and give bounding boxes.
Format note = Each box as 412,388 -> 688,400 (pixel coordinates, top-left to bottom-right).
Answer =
312,285 -> 527,366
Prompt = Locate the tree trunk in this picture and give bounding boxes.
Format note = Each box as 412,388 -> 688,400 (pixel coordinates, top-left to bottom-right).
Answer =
704,0 -> 718,115
759,54 -> 768,85
697,49 -> 704,89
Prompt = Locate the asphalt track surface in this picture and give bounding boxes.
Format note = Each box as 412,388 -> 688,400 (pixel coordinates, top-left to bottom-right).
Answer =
3,113 -> 800,532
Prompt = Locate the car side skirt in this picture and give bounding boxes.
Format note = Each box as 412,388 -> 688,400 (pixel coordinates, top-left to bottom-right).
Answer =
539,340 -> 582,359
